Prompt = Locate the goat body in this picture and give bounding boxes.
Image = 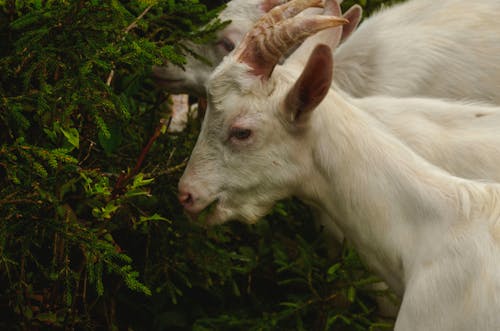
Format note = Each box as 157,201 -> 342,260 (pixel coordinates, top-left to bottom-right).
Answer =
318,95 -> 500,255
357,96 -> 500,182
316,94 -> 500,255
178,1 -> 500,329
333,0 -> 500,103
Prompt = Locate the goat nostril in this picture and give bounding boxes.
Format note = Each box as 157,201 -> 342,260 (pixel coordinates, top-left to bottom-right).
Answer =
178,192 -> 193,207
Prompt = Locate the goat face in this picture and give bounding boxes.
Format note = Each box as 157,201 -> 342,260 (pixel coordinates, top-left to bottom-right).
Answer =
178,62 -> 299,224
178,45 -> 336,226
151,24 -> 243,97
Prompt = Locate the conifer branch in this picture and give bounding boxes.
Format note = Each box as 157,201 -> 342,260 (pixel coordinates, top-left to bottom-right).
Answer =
124,5 -> 154,34
106,4 -> 155,86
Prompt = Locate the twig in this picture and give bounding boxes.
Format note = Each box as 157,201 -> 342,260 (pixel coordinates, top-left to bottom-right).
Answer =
0,199 -> 38,205
165,146 -> 176,168
79,139 -> 96,165
153,159 -> 188,177
111,117 -> 171,198
105,70 -> 115,87
124,5 -> 154,34
106,4 -> 155,86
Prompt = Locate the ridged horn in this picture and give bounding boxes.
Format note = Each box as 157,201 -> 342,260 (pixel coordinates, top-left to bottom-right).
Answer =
260,0 -> 323,27
235,13 -> 348,78
260,0 -> 288,13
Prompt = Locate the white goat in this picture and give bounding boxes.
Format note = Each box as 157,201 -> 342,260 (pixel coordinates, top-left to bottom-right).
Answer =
152,0 -> 348,97
154,0 -> 500,104
178,1 -> 500,329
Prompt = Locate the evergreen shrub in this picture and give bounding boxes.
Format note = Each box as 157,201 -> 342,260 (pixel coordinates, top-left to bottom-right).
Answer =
0,0 -> 400,330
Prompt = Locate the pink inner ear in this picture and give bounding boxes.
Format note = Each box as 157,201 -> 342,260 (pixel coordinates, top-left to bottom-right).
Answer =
340,5 -> 362,43
301,45 -> 333,111
286,44 -> 333,121
260,0 -> 286,13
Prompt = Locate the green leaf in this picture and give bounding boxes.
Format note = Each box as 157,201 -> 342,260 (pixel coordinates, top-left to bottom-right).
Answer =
327,263 -> 341,276
10,11 -> 43,30
23,306 -> 33,320
347,286 -> 356,303
131,172 -> 154,188
98,123 -> 123,155
60,127 -> 79,149
138,214 -> 171,225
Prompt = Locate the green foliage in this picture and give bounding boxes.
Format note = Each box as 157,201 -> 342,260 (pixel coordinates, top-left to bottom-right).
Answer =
0,0 -> 401,330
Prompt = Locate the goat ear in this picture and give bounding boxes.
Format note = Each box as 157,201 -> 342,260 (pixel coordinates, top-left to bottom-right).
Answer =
340,5 -> 362,43
285,44 -> 333,124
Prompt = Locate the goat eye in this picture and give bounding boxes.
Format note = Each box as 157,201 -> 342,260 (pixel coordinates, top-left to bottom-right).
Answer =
230,128 -> 252,141
218,37 -> 235,53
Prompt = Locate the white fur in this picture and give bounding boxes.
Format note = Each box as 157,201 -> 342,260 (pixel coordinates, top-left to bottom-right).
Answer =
179,46 -> 500,329
355,96 -> 500,182
334,0 -> 500,102
315,94 -> 500,258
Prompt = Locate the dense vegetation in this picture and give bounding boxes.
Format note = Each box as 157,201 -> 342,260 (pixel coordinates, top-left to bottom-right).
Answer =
0,0 -> 400,330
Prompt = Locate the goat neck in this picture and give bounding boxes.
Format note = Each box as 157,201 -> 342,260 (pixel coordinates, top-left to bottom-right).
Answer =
300,86 -> 465,294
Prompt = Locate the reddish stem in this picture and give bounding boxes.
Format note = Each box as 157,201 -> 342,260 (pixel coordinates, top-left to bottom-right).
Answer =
111,118 -> 170,198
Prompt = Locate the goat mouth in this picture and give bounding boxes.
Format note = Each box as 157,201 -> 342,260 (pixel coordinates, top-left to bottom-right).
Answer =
152,76 -> 184,85
186,198 -> 220,225
152,74 -> 182,81
151,69 -> 184,84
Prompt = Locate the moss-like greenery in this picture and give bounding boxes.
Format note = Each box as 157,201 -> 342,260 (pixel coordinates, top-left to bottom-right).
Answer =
1,0 -> 401,330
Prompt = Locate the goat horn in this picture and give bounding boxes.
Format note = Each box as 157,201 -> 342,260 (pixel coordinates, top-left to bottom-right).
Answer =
234,0 -> 323,63
260,0 -> 323,27
236,14 -> 348,78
